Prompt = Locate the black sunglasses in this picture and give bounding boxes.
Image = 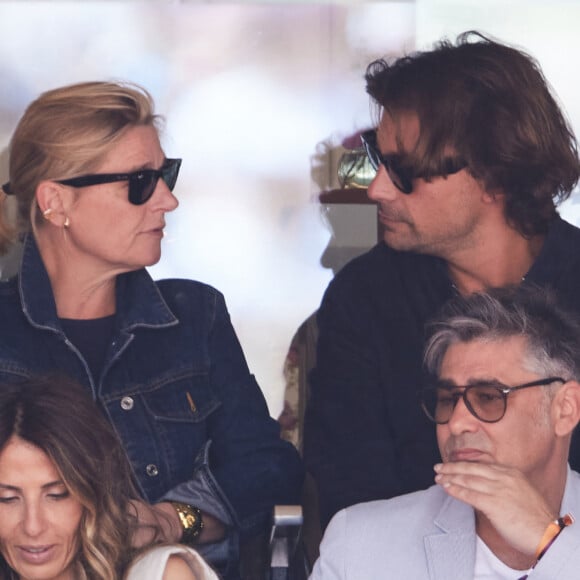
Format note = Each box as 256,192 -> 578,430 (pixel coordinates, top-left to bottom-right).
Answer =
360,130 -> 467,194
55,158 -> 182,206
420,376 -> 565,424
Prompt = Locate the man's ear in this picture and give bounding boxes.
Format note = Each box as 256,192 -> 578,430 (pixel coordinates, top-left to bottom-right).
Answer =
481,185 -> 505,205
35,181 -> 70,228
553,380 -> 580,437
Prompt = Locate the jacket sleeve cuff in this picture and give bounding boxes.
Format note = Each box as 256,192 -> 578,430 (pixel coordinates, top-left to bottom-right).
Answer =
160,440 -> 235,527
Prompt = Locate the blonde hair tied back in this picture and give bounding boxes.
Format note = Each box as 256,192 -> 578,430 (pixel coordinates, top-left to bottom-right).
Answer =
0,81 -> 160,252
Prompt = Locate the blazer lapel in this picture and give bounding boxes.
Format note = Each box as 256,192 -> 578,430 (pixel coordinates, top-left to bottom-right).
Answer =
424,495 -> 476,580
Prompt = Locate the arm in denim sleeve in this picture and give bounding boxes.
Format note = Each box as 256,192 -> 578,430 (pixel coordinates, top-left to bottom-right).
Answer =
163,290 -> 303,536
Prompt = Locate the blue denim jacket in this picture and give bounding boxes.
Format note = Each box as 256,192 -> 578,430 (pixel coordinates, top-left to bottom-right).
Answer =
0,235 -> 303,577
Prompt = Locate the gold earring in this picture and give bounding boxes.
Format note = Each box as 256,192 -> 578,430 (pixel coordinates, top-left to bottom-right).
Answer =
42,208 -> 53,219
64,216 -> 70,228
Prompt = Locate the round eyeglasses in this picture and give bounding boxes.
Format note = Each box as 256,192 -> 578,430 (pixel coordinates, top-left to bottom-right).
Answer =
360,129 -> 467,194
420,377 -> 566,424
55,158 -> 182,206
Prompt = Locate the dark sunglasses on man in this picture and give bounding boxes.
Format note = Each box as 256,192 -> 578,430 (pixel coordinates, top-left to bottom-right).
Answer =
361,129 -> 467,194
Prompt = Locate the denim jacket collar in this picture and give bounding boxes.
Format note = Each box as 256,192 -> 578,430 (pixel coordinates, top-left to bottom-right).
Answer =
19,234 -> 178,332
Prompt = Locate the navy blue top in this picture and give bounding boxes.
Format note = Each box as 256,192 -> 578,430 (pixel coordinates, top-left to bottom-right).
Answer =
60,315 -> 115,382
305,215 -> 580,528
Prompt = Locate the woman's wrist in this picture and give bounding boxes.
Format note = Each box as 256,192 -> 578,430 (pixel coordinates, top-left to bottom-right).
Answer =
155,502 -> 188,542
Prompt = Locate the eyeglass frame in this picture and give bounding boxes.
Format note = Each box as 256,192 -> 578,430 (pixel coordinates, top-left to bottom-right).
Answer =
360,129 -> 467,194
54,157 -> 182,206
420,376 -> 566,425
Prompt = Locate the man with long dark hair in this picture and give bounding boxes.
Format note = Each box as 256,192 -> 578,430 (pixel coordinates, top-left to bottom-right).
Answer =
305,32 -> 580,529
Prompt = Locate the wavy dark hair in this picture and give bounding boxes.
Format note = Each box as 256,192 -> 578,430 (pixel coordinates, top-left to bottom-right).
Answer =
0,375 -> 142,580
365,31 -> 580,236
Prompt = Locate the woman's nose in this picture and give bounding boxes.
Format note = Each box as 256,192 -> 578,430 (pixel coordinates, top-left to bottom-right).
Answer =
21,505 -> 48,537
152,179 -> 179,212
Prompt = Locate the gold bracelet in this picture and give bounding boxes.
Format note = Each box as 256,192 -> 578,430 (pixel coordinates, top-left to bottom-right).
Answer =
170,502 -> 204,544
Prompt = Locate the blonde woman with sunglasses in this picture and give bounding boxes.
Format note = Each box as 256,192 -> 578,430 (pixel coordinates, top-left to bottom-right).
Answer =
0,81 -> 303,578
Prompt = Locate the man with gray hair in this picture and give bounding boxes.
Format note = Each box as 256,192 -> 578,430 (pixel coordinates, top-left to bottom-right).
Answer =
310,287 -> 580,579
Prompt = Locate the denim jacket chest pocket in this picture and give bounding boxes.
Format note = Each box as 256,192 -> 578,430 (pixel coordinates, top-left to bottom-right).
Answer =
104,369 -> 221,501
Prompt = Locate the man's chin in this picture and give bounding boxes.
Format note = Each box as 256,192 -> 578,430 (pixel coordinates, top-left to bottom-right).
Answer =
382,232 -> 417,252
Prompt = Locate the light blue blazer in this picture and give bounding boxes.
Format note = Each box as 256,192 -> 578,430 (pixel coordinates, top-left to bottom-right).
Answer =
310,468 -> 580,580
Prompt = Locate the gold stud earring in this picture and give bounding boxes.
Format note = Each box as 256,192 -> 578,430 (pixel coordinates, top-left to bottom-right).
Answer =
42,208 -> 53,219
64,216 -> 70,228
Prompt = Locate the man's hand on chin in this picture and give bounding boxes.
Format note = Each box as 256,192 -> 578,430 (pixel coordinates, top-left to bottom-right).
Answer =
434,461 -> 557,555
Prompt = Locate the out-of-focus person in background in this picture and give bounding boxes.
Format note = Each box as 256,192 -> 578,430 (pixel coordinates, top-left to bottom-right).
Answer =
0,81 -> 303,579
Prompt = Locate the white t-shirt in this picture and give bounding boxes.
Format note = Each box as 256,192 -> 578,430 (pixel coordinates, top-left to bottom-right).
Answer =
125,545 -> 219,580
474,536 -> 531,580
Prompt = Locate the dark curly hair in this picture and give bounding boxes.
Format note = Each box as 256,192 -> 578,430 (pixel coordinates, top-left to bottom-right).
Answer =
365,31 -> 580,236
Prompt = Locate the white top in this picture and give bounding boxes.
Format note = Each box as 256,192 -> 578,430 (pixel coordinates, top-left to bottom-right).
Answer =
125,545 -> 219,580
474,536 -> 530,580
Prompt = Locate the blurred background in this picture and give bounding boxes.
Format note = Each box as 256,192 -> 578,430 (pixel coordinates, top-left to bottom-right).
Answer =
1,0 -> 578,414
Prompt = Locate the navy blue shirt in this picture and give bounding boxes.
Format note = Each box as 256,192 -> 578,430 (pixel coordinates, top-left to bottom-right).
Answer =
60,315 -> 115,382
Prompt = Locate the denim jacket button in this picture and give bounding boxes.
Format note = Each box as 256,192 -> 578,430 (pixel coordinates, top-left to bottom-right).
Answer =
120,396 -> 134,410
146,464 -> 159,477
